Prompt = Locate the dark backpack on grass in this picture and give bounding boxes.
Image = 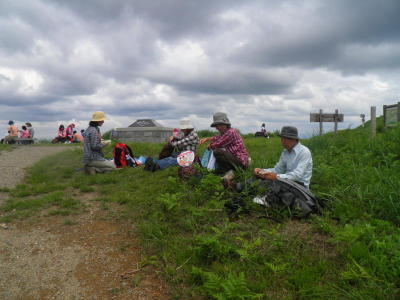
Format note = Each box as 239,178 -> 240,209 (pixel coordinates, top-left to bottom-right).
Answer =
113,143 -> 137,168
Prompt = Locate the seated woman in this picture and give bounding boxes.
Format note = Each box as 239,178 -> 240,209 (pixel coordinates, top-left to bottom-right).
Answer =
83,111 -> 116,174
144,119 -> 199,172
19,125 -> 30,138
2,120 -> 19,144
65,123 -> 75,141
199,112 -> 249,186
52,125 -> 67,143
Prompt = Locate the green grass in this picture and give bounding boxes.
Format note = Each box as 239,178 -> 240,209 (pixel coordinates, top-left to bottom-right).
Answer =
1,127 -> 400,299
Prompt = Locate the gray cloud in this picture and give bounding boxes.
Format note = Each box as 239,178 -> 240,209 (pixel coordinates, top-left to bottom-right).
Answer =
0,0 -> 399,138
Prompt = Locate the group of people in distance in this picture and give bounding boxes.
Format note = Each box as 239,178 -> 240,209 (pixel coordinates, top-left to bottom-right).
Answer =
1,120 -> 34,144
52,123 -> 84,144
82,111 -> 312,192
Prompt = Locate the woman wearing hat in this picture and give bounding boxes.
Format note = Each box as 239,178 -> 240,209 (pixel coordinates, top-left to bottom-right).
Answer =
144,119 -> 199,171
199,112 -> 249,175
2,120 -> 19,144
83,111 -> 115,174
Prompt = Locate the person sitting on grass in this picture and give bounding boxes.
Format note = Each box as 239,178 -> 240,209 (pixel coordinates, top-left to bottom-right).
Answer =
19,125 -> 30,138
72,130 -> 84,143
199,112 -> 249,187
253,126 -> 312,189
65,123 -> 75,142
25,122 -> 34,138
52,124 -> 67,143
144,119 -> 199,172
83,111 -> 116,174
2,120 -> 19,144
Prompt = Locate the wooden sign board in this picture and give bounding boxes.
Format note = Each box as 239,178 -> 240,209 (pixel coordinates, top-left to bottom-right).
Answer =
310,113 -> 344,122
383,103 -> 400,127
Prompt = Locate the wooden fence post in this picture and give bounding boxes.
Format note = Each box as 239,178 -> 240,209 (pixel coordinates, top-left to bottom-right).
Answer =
334,109 -> 338,133
371,106 -> 376,138
319,109 -> 323,136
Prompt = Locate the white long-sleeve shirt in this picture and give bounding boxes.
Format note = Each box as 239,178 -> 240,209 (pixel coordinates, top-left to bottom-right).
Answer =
263,142 -> 313,188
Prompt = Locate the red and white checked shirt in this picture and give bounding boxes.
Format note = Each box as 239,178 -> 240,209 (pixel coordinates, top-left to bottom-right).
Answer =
210,128 -> 249,166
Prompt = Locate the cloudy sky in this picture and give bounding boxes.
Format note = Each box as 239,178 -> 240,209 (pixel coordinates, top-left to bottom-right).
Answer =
1,0 -> 399,138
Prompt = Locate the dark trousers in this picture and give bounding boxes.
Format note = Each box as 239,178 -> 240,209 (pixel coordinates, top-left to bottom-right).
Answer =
213,148 -> 246,174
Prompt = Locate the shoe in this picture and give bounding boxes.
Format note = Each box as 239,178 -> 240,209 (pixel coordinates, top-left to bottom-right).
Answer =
252,196 -> 269,206
144,158 -> 159,172
144,157 -> 154,171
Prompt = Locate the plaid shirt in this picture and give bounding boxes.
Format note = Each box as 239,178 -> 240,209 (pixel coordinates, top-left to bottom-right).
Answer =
210,128 -> 249,166
171,131 -> 199,152
83,125 -> 105,163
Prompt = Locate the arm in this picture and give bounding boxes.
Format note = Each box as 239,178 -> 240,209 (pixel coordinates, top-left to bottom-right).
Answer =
209,130 -> 234,149
171,133 -> 198,148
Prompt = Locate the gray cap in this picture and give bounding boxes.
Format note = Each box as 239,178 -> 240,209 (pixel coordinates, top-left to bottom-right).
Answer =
210,112 -> 231,127
278,126 -> 299,139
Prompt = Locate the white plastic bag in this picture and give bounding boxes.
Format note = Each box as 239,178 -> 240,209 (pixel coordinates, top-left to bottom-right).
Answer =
206,151 -> 217,170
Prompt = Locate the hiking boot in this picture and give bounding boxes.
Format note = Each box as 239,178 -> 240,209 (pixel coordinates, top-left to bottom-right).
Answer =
84,166 -> 96,175
144,158 -> 159,172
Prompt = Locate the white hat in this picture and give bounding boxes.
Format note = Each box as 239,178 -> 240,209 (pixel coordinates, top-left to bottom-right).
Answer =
179,119 -> 194,130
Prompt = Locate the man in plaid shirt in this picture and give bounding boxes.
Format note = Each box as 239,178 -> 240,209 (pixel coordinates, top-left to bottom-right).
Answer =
144,119 -> 199,171
199,112 -> 249,175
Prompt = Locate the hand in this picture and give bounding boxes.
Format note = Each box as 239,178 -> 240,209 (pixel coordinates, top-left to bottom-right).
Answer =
199,137 -> 211,145
264,172 -> 278,180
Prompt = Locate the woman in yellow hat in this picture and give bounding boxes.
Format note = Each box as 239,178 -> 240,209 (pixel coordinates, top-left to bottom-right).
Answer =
82,111 -> 116,174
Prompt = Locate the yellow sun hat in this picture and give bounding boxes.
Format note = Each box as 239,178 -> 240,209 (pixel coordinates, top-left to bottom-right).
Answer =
91,111 -> 106,122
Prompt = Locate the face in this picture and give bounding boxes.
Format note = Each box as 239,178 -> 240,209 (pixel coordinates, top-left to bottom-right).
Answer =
98,121 -> 104,126
280,137 -> 297,150
182,129 -> 192,135
215,124 -> 228,134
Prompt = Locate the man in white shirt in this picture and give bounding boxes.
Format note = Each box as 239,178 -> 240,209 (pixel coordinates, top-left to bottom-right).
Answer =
254,126 -> 312,189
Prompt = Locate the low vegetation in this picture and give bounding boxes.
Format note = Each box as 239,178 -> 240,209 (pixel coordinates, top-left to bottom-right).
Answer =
1,123 -> 399,299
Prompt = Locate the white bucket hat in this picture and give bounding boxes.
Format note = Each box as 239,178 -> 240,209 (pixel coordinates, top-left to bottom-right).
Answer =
179,119 -> 194,130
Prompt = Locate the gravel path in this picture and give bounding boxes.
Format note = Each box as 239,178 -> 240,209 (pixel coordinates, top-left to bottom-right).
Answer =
0,145 -> 72,189
0,146 -> 170,299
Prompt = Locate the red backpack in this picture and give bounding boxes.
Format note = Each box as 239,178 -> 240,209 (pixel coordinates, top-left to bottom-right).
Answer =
113,143 -> 137,168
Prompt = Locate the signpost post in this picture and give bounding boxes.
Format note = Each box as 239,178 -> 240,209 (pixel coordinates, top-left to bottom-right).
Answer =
310,109 -> 344,135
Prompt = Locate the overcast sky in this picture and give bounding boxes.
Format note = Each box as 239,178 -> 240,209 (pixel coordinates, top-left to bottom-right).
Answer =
1,0 -> 399,138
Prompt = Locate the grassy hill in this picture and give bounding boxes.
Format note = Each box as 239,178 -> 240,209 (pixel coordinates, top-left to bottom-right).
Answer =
1,124 -> 400,299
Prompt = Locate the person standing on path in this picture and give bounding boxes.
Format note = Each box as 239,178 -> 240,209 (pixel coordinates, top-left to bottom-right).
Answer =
83,111 -> 115,173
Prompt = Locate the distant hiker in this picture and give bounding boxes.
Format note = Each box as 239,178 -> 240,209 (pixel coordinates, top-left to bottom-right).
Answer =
19,125 -> 30,138
199,112 -> 249,187
25,122 -> 34,138
261,123 -> 266,134
72,130 -> 84,143
255,122 -> 269,138
2,120 -> 19,144
144,119 -> 199,172
65,123 -> 75,141
253,126 -> 312,189
52,125 -> 67,143
83,111 -> 116,174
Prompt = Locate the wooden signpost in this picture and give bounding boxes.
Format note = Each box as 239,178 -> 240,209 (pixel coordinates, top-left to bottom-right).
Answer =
310,109 -> 344,135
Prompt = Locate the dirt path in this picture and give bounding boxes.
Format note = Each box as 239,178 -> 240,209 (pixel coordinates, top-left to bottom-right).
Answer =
0,146 -> 169,299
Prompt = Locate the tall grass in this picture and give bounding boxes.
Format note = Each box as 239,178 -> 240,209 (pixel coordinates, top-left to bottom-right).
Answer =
1,127 -> 400,298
